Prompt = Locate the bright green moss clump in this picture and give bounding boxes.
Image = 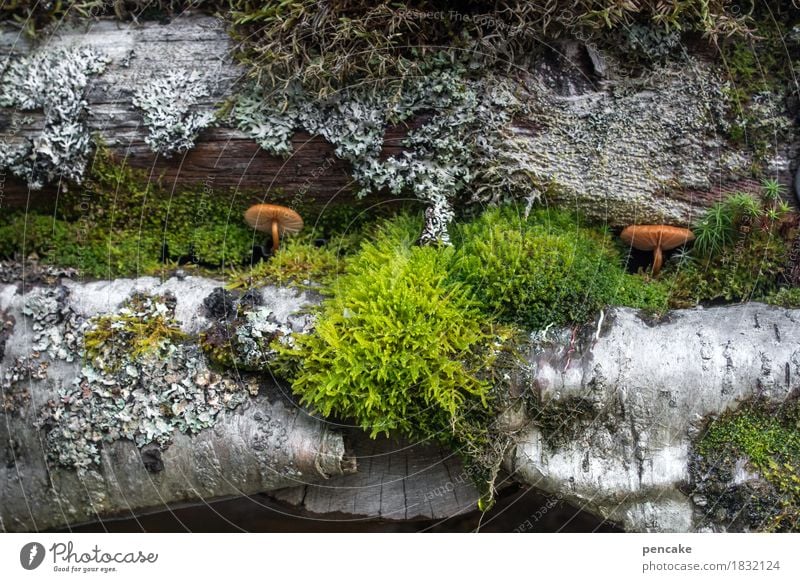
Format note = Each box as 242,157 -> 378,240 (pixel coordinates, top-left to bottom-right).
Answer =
279,208 -> 667,447
273,207 -> 672,502
451,206 -> 670,328
281,215 -> 509,440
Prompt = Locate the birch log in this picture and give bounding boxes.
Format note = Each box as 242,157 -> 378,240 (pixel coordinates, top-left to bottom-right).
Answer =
0,276 -> 353,532
1,14 -> 793,224
511,304 -> 800,532
2,274 -> 799,531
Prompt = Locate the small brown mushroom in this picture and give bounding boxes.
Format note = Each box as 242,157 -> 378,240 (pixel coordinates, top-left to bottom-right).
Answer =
620,225 -> 695,275
244,204 -> 304,252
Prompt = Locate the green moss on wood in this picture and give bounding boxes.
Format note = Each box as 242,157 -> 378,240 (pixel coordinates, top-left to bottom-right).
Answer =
0,150 -> 256,277
693,399 -> 800,531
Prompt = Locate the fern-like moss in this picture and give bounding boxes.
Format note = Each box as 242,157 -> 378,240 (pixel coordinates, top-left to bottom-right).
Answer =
280,215 -> 504,440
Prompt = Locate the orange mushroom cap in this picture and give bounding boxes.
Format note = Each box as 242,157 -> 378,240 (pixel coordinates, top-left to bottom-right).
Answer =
244,204 -> 304,234
620,225 -> 694,275
620,225 -> 695,251
244,204 -> 304,252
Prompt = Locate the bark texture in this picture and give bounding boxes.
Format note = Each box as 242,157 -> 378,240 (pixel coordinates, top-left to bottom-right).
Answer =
511,304 -> 800,532
0,276 -> 352,532
269,430 -> 481,521
2,276 -> 799,532
2,14 -> 793,225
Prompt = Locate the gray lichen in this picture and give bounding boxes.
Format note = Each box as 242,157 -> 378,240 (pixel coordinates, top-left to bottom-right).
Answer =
37,292 -> 259,470
0,260 -> 78,285
1,357 -> 48,416
132,69 -> 216,156
231,70 -> 524,243
22,286 -> 82,362
0,46 -> 108,189
234,306 -> 294,368
624,24 -> 683,62
200,288 -> 298,370
507,58 -> 748,226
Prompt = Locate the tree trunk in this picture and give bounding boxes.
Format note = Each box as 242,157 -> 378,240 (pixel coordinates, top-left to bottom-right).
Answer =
2,14 -> 792,225
2,272 -> 799,532
0,276 -> 354,532
511,304 -> 800,532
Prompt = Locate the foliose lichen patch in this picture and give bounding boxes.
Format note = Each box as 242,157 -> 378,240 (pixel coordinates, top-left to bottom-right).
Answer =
1,357 -> 48,416
132,69 -> 216,156
231,70 -> 526,243
37,291 -> 259,470
200,287 -> 297,371
0,46 -> 108,189
22,286 -> 82,362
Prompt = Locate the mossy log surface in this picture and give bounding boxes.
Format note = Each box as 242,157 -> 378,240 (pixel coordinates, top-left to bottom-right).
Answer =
0,276 -> 355,532
2,14 -> 793,225
2,275 -> 799,532
0,275 -> 480,532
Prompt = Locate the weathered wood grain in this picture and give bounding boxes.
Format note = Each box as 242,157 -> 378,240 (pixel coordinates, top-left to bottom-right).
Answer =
270,430 -> 482,521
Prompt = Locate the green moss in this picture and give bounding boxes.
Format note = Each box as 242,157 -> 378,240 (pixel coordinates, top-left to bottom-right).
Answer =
665,186 -> 795,307
668,233 -> 788,306
0,214 -> 71,258
276,207 -> 673,444
270,206 -> 674,504
226,236 -> 344,290
83,293 -> 186,373
279,214 -> 507,440
0,150 -> 257,278
74,150 -> 254,267
274,212 -> 522,503
765,286 -> 800,308
450,206 -> 670,329
696,400 -> 800,531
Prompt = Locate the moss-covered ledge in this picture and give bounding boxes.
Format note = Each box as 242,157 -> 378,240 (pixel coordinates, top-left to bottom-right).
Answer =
3,8 -> 796,233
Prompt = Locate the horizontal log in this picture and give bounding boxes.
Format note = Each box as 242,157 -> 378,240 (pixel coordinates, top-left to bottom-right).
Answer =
2,14 -> 794,225
0,275 -> 352,532
511,304 -> 800,532
2,274 -> 799,532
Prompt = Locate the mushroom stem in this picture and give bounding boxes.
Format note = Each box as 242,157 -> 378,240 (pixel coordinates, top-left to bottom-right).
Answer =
652,245 -> 663,275
271,219 -> 280,252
